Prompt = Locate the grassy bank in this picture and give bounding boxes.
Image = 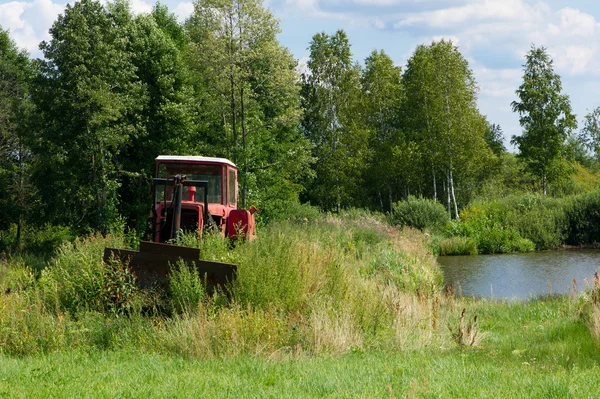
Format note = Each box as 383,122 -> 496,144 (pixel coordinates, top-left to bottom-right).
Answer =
1,297 -> 599,398
393,191 -> 600,255
0,209 -> 442,357
1,209 -> 599,397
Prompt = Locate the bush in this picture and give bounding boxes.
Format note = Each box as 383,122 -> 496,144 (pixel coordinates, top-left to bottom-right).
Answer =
439,237 -> 478,256
451,194 -> 566,252
38,233 -> 137,314
565,191 -> 600,246
392,197 -> 449,233
169,260 -> 205,315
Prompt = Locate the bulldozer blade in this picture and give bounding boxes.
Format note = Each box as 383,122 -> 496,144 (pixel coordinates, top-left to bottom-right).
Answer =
104,241 -> 237,289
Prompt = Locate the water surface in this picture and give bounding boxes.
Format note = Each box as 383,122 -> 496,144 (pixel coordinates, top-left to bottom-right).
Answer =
437,250 -> 600,299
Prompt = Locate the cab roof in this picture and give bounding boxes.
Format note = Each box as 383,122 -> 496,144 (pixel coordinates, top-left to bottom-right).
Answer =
156,155 -> 236,168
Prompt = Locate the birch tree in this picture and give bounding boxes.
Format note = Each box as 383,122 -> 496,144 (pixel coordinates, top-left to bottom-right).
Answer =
402,41 -> 491,217
301,30 -> 368,211
186,0 -> 311,216
580,107 -> 600,163
361,50 -> 403,212
511,45 -> 577,195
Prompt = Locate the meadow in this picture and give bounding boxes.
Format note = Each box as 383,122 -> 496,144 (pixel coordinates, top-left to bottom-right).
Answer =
0,207 -> 599,397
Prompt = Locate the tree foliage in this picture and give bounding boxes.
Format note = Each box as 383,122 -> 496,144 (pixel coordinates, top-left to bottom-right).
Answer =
186,0 -> 312,218
401,41 -> 493,217
511,45 -> 577,195
0,26 -> 34,239
581,107 -> 600,164
301,30 -> 368,211
361,50 -> 403,212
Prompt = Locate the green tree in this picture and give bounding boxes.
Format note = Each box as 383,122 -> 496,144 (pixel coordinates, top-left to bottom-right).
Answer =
33,0 -> 144,233
118,3 -> 197,231
484,123 -> 506,156
511,45 -> 577,195
0,27 -> 35,244
580,107 -> 600,164
301,30 -> 368,211
401,44 -> 443,202
361,50 -> 403,212
402,41 -> 492,217
186,0 -> 312,217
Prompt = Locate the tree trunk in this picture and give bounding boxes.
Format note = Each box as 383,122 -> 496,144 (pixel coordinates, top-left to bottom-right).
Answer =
449,158 -> 459,220
228,14 -> 237,161
543,172 -> 547,196
387,178 -> 393,214
432,165 -> 437,202
240,83 -> 247,208
446,169 -> 451,216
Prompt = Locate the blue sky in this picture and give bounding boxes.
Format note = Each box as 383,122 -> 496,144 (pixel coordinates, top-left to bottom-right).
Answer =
2,0 -> 600,148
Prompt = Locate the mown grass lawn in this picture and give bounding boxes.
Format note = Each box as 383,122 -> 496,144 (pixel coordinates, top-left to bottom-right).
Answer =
1,297 -> 598,398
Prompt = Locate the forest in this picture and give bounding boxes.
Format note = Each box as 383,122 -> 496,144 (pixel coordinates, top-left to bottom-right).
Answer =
1,0 -> 600,253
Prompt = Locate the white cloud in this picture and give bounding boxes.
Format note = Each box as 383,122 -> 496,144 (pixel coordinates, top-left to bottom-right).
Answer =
0,0 -> 64,56
173,2 -> 194,22
129,0 -> 153,15
394,0 -> 547,29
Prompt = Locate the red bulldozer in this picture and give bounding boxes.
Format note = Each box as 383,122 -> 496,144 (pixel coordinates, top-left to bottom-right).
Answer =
104,156 -> 258,288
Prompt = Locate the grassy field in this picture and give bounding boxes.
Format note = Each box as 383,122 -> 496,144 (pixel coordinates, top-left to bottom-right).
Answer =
1,297 -> 599,398
0,208 -> 599,397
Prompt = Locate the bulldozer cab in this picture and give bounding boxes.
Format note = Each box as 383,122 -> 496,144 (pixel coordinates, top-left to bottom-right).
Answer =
104,155 -> 254,291
153,156 -> 239,242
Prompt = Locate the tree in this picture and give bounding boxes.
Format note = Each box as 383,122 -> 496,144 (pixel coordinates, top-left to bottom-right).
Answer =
361,50 -> 403,212
301,30 -> 368,211
401,44 -> 441,201
0,26 -> 35,244
117,3 -> 197,231
33,0 -> 144,232
580,107 -> 600,163
484,123 -> 506,156
186,0 -> 312,217
402,41 -> 491,217
511,45 -> 577,195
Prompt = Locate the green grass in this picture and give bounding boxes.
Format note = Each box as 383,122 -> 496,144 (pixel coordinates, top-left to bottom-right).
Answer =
1,209 -> 599,397
0,298 -> 598,398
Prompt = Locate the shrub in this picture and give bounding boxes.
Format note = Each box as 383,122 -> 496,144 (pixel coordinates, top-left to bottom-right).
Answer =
169,260 -> 205,315
452,194 -> 566,252
38,233 -> 137,314
392,197 -> 449,233
439,237 -> 478,256
565,191 -> 600,246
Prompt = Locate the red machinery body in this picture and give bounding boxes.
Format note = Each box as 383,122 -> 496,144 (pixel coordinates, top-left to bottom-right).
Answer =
153,155 -> 256,241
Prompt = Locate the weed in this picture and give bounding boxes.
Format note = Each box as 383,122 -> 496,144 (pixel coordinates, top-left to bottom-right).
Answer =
449,308 -> 480,347
168,260 -> 205,315
439,236 -> 478,255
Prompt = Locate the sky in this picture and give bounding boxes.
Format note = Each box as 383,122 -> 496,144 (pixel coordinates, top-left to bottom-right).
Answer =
1,0 -> 600,149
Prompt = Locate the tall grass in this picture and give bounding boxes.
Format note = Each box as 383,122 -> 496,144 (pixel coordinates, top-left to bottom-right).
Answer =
0,210 -> 446,358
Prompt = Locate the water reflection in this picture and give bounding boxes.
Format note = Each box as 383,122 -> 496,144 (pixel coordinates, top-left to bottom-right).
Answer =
437,250 -> 600,299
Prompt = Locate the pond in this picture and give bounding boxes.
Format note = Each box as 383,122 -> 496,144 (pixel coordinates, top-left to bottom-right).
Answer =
437,250 -> 600,299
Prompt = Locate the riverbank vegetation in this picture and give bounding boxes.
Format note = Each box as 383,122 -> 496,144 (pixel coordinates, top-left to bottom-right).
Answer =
1,210 -> 600,397
0,210 -> 443,357
391,190 -> 600,255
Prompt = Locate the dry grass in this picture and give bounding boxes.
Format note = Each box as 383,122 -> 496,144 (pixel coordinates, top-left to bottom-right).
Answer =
590,273 -> 600,342
0,211 -> 451,358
